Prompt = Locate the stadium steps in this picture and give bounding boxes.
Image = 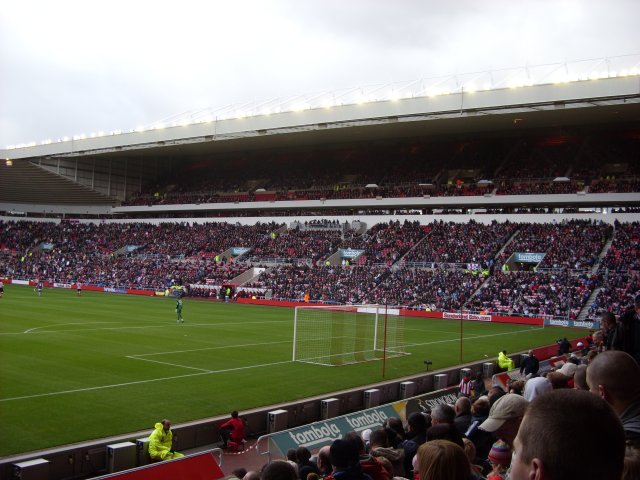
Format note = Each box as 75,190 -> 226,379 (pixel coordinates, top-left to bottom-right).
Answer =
231,267 -> 266,286
577,287 -> 603,321
494,229 -> 520,260
462,275 -> 494,309
393,228 -> 434,270
590,235 -> 615,274
0,161 -> 117,205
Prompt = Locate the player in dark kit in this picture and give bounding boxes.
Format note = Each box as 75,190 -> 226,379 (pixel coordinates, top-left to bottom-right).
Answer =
176,297 -> 184,323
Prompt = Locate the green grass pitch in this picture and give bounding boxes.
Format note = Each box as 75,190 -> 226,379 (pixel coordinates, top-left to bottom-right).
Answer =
0,284 -> 586,457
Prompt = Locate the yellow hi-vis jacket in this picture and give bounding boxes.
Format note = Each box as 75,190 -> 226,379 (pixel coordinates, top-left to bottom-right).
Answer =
149,423 -> 178,460
498,351 -> 515,371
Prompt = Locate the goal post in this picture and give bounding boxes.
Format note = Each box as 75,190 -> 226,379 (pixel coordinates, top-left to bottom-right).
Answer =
292,304 -> 409,366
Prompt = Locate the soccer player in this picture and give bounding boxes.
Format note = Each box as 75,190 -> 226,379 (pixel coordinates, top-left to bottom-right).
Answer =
76,282 -> 82,296
176,297 -> 184,323
0,282 -> 4,298
36,281 -> 43,296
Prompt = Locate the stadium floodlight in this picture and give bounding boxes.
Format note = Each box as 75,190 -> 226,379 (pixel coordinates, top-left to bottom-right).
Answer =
154,123 -> 165,130
293,103 -> 310,112
292,304 -> 408,366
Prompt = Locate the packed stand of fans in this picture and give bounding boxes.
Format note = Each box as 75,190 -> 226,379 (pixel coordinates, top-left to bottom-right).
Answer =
339,220 -> 427,265
496,220 -> 611,272
402,220 -> 518,268
466,271 -> 600,319
245,228 -> 344,264
587,221 -> 640,319
245,265 -> 389,304
1,219 -> 638,321
365,268 -> 485,311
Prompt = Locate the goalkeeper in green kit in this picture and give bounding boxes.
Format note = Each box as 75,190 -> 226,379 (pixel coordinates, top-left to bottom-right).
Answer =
175,297 -> 184,323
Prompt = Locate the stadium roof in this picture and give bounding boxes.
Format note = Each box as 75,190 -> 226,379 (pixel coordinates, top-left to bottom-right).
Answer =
3,74 -> 640,162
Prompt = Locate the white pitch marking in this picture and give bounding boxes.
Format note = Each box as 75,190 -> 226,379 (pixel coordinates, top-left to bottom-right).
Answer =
23,322 -> 119,334
0,326 -> 544,403
404,326 -> 545,348
3,319 -> 288,335
129,340 -> 291,357
0,360 -> 292,403
127,356 -> 214,372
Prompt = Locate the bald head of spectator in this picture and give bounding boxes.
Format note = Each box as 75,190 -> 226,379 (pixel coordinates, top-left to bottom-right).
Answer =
510,389 -> 625,480
316,445 -> 332,476
573,364 -> 589,391
587,350 -> 640,443
587,351 -> 640,412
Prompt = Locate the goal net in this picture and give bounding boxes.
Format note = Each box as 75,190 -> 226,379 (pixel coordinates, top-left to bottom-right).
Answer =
292,305 -> 409,366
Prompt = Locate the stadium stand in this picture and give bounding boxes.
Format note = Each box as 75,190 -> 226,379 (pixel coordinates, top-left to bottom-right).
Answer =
2,219 -> 637,319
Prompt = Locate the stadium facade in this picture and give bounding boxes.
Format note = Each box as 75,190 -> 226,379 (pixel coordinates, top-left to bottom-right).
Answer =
1,74 -> 639,217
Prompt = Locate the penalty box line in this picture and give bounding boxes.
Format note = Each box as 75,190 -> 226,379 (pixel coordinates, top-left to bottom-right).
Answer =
0,360 -> 292,403
2,327 -> 544,403
125,340 -> 292,373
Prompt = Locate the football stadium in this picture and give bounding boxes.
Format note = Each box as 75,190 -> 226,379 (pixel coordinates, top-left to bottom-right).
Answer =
1,57 -> 640,479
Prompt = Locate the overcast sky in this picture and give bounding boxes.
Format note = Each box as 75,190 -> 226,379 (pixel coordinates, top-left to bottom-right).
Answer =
1,0 -> 638,147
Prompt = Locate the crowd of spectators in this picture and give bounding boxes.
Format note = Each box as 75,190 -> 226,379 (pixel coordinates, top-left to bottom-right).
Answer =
339,220 -> 426,265
589,178 -> 640,193
586,221 -> 640,318
587,272 -> 640,320
402,220 -> 518,267
1,219 -> 637,319
600,222 -> 640,272
246,229 -> 345,264
246,265 -> 389,304
466,271 -> 599,319
226,348 -> 639,480
497,220 -> 611,272
364,268 -> 484,311
494,181 -> 582,195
